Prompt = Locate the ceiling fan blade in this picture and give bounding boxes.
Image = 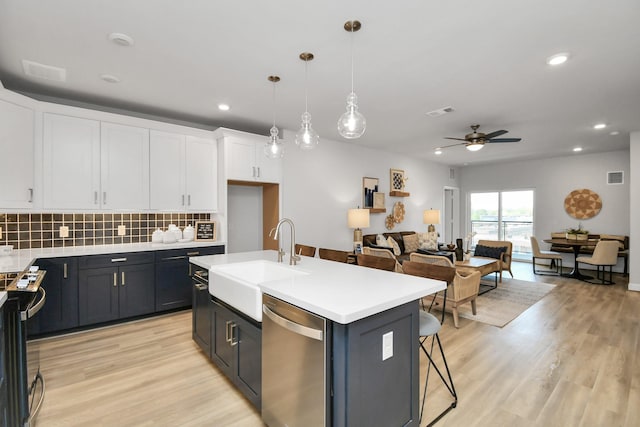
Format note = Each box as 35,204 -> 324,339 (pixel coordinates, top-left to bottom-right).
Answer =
483,130 -> 508,139
487,138 -> 522,143
439,141 -> 469,149
444,137 -> 468,141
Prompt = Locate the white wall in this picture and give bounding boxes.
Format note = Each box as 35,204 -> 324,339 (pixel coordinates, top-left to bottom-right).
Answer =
629,132 -> 639,291
458,150 -> 630,271
279,130 -> 458,251
227,185 -> 263,253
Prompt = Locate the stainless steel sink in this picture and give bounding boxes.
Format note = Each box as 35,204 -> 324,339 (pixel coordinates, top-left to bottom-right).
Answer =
209,260 -> 309,322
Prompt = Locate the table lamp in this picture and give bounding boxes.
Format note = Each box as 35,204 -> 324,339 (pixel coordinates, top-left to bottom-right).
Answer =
423,209 -> 440,233
348,208 -> 370,250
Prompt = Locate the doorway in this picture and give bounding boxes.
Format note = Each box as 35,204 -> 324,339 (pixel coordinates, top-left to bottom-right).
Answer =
227,180 -> 279,253
442,187 -> 460,245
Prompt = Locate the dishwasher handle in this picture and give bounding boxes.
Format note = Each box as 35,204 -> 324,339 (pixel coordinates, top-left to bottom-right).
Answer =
263,304 -> 323,341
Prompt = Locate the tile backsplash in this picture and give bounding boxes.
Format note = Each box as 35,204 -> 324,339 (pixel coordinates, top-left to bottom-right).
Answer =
0,212 -> 211,249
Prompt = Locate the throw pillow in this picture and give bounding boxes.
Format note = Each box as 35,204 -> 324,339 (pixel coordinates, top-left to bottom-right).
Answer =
418,231 -> 438,251
387,236 -> 401,256
474,245 -> 507,259
402,233 -> 420,253
376,234 -> 391,247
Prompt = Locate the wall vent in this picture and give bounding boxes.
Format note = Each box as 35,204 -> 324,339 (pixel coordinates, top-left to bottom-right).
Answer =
22,60 -> 67,82
607,171 -> 624,185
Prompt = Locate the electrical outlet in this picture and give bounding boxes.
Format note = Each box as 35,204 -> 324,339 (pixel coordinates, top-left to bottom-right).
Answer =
59,225 -> 69,238
117,225 -> 126,236
382,331 -> 393,361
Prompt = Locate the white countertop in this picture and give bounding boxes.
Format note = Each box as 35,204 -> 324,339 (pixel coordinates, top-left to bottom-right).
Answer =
0,240 -> 226,273
190,250 -> 446,324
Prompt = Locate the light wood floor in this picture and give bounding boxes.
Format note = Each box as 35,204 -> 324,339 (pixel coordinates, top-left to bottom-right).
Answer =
31,262 -> 638,427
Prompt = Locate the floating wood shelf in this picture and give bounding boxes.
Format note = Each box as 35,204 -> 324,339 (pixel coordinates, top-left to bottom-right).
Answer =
368,208 -> 387,213
389,191 -> 410,197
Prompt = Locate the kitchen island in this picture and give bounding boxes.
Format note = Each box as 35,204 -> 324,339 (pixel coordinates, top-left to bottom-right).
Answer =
191,250 -> 445,427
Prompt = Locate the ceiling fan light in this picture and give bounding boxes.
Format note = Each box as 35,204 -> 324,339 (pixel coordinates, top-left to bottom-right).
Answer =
466,143 -> 484,152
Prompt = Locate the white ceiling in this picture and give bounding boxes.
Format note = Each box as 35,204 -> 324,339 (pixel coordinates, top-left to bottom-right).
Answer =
1,0 -> 638,167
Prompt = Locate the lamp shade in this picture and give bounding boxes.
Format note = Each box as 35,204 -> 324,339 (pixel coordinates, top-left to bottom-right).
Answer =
348,208 -> 370,229
423,209 -> 440,225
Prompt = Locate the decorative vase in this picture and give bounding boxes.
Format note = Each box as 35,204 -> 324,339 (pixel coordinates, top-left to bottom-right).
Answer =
463,252 -> 471,261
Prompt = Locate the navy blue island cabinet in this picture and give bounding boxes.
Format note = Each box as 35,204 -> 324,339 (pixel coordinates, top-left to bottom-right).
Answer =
331,300 -> 420,427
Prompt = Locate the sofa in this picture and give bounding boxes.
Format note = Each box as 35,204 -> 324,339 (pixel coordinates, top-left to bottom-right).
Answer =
362,231 -> 417,263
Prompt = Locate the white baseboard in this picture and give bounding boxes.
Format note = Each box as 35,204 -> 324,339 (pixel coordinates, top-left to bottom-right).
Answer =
628,283 -> 640,292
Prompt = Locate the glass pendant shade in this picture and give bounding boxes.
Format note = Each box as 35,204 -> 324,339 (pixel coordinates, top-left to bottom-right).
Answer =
264,125 -> 284,158
295,112 -> 320,150
337,92 -> 366,139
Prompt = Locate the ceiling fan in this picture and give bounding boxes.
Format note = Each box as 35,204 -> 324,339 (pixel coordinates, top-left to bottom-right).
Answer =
439,124 -> 522,152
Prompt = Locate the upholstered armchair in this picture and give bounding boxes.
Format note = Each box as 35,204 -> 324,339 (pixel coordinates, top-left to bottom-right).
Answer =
409,252 -> 481,328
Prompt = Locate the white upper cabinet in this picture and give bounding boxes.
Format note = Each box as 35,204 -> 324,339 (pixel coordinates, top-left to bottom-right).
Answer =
43,113 -> 101,209
220,128 -> 282,183
0,95 -> 36,208
149,130 -> 217,211
100,122 -> 149,210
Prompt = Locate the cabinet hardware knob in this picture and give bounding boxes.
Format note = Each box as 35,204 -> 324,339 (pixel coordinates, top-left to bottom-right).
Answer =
94,191 -> 98,204
103,191 -> 107,205
28,188 -> 33,203
182,194 -> 185,206
63,263 -> 68,279
111,258 -> 127,262
113,272 -> 117,287
121,271 -> 125,285
188,194 -> 191,206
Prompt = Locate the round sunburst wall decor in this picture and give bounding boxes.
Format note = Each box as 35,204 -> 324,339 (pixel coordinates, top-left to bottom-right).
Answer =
564,189 -> 602,219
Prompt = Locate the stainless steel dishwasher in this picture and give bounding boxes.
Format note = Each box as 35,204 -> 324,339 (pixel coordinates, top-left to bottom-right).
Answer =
262,294 -> 328,427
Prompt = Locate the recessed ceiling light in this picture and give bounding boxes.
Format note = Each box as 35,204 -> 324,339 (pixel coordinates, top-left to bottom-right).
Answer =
546,52 -> 570,66
593,123 -> 607,130
434,148 -> 442,155
610,130 -> 620,136
108,32 -> 134,47
100,74 -> 120,83
573,147 -> 582,152
218,104 -> 230,111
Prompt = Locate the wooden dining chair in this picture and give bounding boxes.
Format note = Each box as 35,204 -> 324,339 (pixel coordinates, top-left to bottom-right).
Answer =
318,248 -> 351,263
356,253 -> 396,271
295,243 -> 316,257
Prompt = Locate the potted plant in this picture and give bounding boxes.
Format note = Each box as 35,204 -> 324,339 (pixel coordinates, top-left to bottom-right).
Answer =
566,224 -> 589,241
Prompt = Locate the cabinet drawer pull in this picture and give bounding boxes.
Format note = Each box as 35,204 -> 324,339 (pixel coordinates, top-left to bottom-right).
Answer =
225,320 -> 233,343
186,252 -> 200,256
121,271 -> 125,286
63,263 -> 68,279
257,167 -> 261,178
28,188 -> 33,203
230,323 -> 238,346
162,255 -> 187,261
195,283 -> 208,291
113,272 -> 117,287
111,258 -> 127,263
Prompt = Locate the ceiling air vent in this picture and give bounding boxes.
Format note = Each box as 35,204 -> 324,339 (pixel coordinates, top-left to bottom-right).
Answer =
426,106 -> 455,117
22,60 -> 67,82
607,171 -> 624,185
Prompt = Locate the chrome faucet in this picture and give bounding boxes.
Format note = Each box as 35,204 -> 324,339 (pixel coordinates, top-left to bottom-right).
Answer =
271,218 -> 301,265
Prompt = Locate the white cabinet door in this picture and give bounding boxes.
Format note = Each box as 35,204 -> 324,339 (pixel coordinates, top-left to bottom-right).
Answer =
149,130 -> 216,211
43,113 -> 101,209
226,137 -> 256,181
226,136 -> 282,183
0,98 -> 35,208
185,135 -> 217,211
149,130 -> 185,210
100,122 -> 149,210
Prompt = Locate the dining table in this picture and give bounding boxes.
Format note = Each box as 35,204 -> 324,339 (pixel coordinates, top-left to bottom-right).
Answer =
543,238 -> 599,280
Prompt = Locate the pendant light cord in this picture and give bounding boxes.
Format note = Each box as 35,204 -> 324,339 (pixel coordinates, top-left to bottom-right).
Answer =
272,80 -> 276,127
350,26 -> 355,93
304,60 -> 309,114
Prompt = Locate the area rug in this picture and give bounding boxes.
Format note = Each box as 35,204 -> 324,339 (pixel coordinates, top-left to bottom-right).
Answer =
455,278 -> 556,327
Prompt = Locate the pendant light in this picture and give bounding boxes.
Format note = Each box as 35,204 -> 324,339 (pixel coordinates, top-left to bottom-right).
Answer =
264,75 -> 284,159
295,52 -> 320,150
337,20 -> 366,139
